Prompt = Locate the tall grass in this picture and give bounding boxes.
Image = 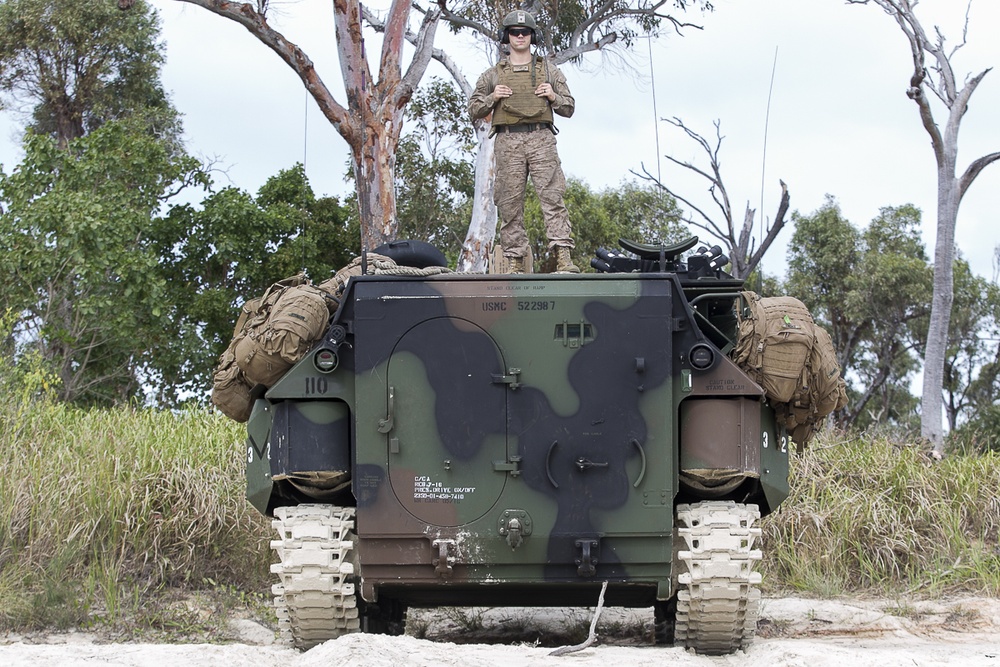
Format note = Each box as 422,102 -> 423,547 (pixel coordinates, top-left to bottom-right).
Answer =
0,397 -> 272,633
761,435 -> 1000,597
1,392 -> 998,636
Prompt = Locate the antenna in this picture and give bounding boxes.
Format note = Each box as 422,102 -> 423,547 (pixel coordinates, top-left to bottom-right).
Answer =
647,37 -> 662,184
303,89 -> 309,171
301,89 -> 309,274
757,46 -> 779,285
359,34 -> 370,275
645,35 -> 668,242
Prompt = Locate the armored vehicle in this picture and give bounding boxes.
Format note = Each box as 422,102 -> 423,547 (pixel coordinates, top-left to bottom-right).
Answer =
242,238 -> 790,655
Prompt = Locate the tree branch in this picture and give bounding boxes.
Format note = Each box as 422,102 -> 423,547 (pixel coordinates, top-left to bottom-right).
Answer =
745,179 -> 789,273
958,151 -> 1000,201
397,4 -> 441,98
174,0 -> 351,138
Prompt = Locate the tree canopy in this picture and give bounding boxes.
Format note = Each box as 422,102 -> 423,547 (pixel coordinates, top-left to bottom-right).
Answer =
0,119 -> 206,405
783,195 -> 1000,440
785,197 -> 931,430
148,164 -> 354,403
0,0 -> 178,146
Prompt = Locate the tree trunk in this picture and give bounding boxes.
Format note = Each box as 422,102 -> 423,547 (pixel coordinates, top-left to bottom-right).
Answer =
457,121 -> 497,272
846,0 -> 1000,453
352,98 -> 403,251
920,173 -> 959,450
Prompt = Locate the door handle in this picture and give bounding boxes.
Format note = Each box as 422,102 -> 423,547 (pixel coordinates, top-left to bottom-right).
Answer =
378,385 -> 395,433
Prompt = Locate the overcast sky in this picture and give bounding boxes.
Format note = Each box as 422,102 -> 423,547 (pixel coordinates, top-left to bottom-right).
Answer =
2,0 -> 997,279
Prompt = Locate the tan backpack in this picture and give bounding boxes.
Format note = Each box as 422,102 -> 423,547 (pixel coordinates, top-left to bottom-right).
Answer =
732,291 -> 815,404
234,281 -> 333,387
732,291 -> 847,447
210,349 -> 255,422
808,325 -> 849,418
210,293 -> 270,423
211,274 -> 335,421
774,326 -> 848,447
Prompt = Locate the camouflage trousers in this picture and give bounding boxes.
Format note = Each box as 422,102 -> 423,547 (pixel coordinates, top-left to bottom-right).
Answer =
494,128 -> 574,259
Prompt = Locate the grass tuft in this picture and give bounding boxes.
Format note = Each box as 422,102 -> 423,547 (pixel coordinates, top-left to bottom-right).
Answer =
761,434 -> 1000,597
0,398 -> 273,636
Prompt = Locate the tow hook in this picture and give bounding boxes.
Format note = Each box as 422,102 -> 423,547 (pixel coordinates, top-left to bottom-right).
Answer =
575,539 -> 600,577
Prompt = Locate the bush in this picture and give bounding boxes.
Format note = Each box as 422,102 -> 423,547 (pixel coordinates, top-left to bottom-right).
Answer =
761,433 -> 1000,597
0,399 -> 272,634
948,405 -> 1000,455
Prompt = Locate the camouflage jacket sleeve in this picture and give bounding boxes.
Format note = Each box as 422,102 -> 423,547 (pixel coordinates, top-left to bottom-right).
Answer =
548,62 -> 574,119
468,67 -> 500,122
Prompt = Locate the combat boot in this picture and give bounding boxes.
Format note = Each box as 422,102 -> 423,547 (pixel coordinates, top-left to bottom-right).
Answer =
507,256 -> 526,274
554,246 -> 580,273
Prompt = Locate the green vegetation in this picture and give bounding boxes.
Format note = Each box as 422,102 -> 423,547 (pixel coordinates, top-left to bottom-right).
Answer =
762,435 -> 1000,597
0,0 -> 178,146
0,390 -> 272,637
2,385 -> 998,637
784,197 -> 1000,439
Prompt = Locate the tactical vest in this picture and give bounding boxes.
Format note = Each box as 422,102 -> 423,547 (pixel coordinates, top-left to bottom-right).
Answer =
492,57 -> 553,127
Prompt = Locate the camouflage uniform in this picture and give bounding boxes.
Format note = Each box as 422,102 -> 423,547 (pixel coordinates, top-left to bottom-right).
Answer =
468,57 -> 576,262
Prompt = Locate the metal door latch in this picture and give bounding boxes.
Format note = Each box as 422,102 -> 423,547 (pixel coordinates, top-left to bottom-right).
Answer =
497,510 -> 533,550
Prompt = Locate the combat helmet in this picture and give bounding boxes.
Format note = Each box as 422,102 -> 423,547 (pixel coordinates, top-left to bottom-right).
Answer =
500,10 -> 538,44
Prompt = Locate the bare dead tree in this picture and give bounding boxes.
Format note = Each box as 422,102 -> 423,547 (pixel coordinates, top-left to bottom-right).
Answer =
847,0 -> 1000,454
632,118 -> 788,279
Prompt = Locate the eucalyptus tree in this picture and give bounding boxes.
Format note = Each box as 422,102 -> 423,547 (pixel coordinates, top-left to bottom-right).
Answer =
846,0 -> 1000,453
364,1 -> 712,271
438,0 -> 714,271
393,78 -> 476,260
942,260 -> 1000,432
0,120 -> 207,405
785,198 -> 932,430
147,164 -> 354,403
147,0 -> 441,252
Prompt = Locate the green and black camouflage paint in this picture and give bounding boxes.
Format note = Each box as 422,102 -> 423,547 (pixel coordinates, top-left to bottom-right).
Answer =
246,270 -> 789,608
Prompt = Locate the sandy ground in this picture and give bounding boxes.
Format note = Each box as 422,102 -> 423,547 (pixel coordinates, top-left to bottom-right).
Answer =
2,596 -> 999,667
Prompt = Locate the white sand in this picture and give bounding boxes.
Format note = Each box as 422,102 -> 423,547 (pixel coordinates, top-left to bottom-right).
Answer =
2,597 -> 998,667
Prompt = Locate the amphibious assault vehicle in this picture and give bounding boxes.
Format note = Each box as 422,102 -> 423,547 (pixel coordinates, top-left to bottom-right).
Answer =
242,237 -> 790,655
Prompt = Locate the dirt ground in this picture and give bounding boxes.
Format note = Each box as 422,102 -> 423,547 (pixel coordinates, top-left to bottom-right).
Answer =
2,596 -> 999,667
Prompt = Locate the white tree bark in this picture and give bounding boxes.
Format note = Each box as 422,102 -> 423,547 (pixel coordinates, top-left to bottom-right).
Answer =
848,0 -> 1000,453
364,5 -> 499,272
457,124 -> 498,273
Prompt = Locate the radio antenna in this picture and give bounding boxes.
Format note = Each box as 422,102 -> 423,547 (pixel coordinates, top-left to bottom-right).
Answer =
303,88 -> 309,171
647,36 -> 662,184
758,46 -> 779,282
295,90 -> 310,274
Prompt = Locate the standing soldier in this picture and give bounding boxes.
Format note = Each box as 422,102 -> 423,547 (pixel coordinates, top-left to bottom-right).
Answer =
468,10 -> 580,274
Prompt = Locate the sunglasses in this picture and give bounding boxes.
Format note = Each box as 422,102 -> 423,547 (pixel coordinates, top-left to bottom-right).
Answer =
508,27 -> 532,37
